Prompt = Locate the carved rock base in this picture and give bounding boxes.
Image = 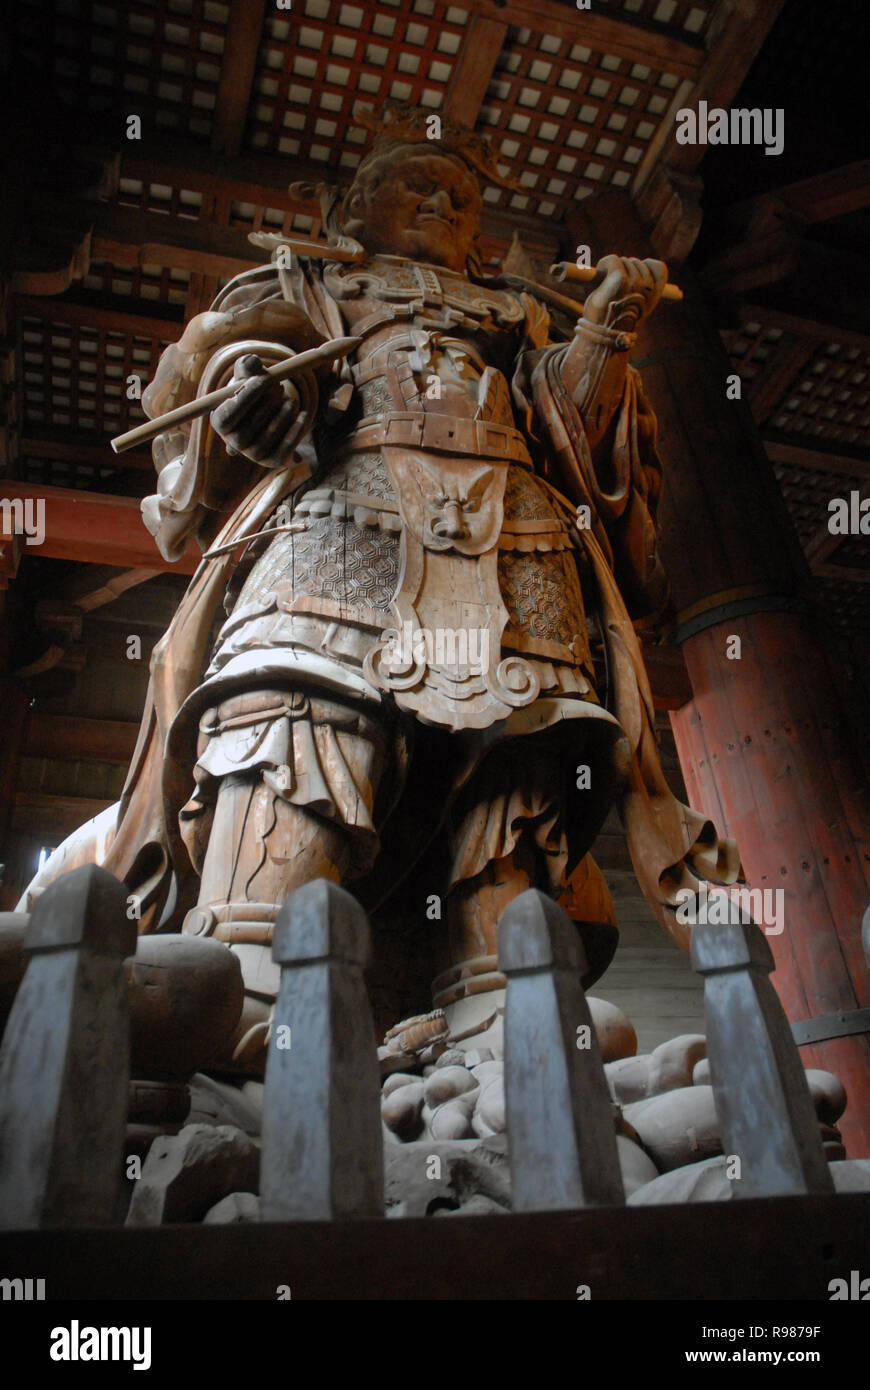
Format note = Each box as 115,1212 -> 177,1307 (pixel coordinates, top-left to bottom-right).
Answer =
203,1191 -> 261,1224
629,1156 -> 870,1206
126,1124 -> 260,1227
120,1002 -> 852,1223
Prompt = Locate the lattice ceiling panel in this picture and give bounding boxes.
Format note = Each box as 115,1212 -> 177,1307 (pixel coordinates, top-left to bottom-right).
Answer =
721,322 -> 790,387
115,167 -> 324,244
81,258 -> 190,308
828,532 -> 870,571
767,341 -> 870,451
16,447 -> 128,495
814,576 -> 870,631
14,0 -> 230,138
116,175 -> 206,222
598,0 -> 716,39
225,201 -> 322,239
475,27 -> 683,221
19,316 -> 168,442
247,0 -> 471,172
771,460 -> 867,549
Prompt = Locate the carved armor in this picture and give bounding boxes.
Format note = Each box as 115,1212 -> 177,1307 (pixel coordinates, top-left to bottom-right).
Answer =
200,256 -> 596,741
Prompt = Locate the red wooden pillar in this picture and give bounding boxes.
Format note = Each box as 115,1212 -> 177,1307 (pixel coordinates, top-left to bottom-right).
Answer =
671,613 -> 870,1157
569,192 -> 870,1156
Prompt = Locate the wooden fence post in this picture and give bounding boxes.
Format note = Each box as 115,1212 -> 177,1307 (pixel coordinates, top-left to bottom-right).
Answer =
0,864 -> 136,1228
260,878 -> 384,1221
690,903 -> 834,1196
498,889 -> 625,1211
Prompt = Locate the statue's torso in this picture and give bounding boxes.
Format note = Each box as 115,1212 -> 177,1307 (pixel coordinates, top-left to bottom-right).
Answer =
204,257 -> 596,731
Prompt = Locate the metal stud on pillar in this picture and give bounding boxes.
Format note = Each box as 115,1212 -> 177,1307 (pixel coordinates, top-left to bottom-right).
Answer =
690,903 -> 835,1197
0,864 -> 137,1229
498,889 -> 625,1211
260,878 -> 384,1221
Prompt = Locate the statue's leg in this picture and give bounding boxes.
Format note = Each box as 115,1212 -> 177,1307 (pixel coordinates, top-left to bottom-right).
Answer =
443,840 -> 537,988
196,771 -> 357,927
188,777 -> 358,1071
181,691 -> 397,1074
434,732 -> 617,1050
435,832 -> 544,1050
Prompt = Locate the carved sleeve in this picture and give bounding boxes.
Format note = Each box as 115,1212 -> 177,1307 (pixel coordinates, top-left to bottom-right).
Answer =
139,275 -> 323,562
523,332 -> 670,625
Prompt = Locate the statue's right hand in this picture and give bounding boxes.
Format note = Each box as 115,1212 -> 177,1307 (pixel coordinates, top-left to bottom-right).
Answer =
209,353 -> 302,468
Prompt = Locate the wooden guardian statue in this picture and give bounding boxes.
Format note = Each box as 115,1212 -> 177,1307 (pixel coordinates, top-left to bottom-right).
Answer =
23,104 -> 741,1072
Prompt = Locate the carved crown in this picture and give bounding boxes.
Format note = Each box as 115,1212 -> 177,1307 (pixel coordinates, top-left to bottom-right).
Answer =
353,102 -> 524,194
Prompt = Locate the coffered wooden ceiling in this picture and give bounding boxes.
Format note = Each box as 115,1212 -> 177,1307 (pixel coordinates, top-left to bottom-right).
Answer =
4,0 -> 774,490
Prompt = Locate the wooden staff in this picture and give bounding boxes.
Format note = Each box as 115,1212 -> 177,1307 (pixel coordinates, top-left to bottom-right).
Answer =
110,335 -> 361,454
550,262 -> 683,300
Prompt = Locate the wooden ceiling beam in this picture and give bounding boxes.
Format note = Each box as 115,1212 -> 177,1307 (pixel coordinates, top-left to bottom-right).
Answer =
739,302 -> 870,356
184,271 -> 222,323
23,192 -> 264,282
729,159 -> 870,227
67,566 -> 161,613
443,16 -> 508,128
463,0 -> 704,79
804,521 -> 842,568
747,338 -> 816,426
211,0 -> 268,159
32,562 -> 163,612
753,241 -> 870,344
763,434 -> 870,482
91,201 -> 261,281
124,140 -> 304,206
12,792 -> 114,841
0,482 -> 197,573
705,234 -> 870,340
18,433 -> 153,473
778,157 -> 870,222
654,0 -> 788,177
15,295 -> 181,341
24,714 -> 138,765
699,226 -> 802,297
632,0 -> 787,258
811,560 -> 870,586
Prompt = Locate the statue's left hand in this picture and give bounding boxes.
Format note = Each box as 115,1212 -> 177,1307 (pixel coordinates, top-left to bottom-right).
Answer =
582,255 -> 667,332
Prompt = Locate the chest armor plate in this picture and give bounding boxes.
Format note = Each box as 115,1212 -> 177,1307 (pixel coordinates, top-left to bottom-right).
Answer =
324,255 -> 527,337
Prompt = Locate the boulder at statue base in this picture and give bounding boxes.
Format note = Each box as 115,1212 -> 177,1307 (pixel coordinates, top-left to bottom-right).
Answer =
202,1191 -> 260,1224
384,1136 -> 510,1218
126,1123 -> 260,1226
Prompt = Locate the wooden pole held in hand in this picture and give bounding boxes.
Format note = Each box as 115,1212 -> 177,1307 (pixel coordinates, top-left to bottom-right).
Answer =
110,335 -> 361,454
550,262 -> 683,299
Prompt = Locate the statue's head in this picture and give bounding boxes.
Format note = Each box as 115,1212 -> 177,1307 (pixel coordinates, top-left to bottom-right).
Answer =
341,144 -> 482,272
339,104 -> 520,274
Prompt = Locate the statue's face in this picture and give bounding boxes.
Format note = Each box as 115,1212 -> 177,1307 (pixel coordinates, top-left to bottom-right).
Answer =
349,152 -> 482,271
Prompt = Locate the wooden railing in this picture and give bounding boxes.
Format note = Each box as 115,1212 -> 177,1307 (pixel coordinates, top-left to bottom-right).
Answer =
0,868 -> 838,1228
